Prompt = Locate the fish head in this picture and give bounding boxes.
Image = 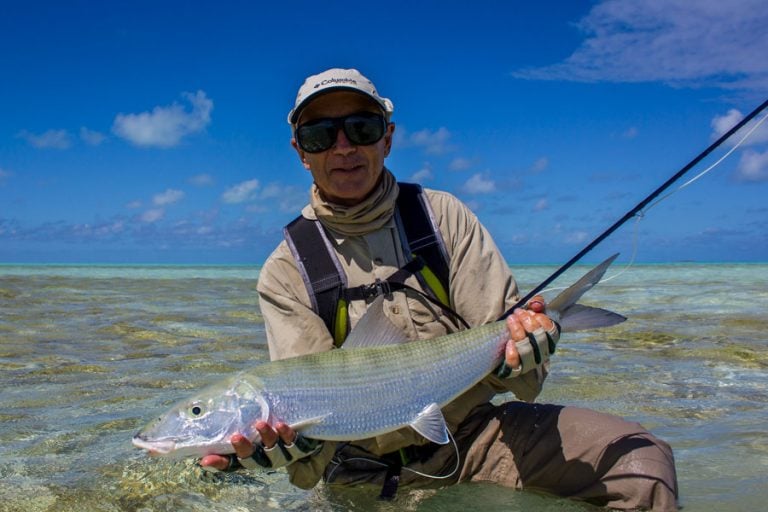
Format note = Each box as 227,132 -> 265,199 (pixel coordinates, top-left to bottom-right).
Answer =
133,378 -> 269,459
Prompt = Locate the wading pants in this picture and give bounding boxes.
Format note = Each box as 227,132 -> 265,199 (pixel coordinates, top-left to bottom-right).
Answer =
325,402 -> 678,511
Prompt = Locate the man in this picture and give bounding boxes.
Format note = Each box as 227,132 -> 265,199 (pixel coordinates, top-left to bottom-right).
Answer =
202,68 -> 678,510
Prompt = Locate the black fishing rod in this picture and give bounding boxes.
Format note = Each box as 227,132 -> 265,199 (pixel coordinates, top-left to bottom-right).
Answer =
499,97 -> 768,320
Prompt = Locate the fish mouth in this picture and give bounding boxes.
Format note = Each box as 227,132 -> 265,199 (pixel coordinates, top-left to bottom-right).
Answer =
132,434 -> 175,455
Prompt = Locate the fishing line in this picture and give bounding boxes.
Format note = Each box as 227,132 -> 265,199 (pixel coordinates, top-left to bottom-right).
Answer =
498,97 -> 768,320
401,429 -> 460,480
642,110 -> 768,213
536,109 -> 768,296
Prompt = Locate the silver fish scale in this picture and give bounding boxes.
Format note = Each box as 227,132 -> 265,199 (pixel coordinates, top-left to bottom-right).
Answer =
242,321 -> 510,440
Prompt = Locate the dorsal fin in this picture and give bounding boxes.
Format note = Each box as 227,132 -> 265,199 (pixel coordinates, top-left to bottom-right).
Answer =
342,296 -> 410,349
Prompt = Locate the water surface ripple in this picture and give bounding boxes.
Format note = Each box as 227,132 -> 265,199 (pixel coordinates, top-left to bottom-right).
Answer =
0,263 -> 765,511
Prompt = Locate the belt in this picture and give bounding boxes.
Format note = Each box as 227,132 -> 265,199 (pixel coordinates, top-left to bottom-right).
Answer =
379,442 -> 441,467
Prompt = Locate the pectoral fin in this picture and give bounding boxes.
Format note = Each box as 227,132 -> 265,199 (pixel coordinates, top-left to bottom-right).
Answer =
289,413 -> 331,431
410,403 -> 450,445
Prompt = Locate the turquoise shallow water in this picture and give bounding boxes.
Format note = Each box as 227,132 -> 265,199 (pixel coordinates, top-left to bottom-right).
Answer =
0,263 -> 766,511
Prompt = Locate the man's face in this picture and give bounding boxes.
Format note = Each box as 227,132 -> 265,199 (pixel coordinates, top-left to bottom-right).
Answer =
292,91 -> 395,206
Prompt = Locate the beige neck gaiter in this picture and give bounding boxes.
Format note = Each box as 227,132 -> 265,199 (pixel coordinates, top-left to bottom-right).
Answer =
310,168 -> 399,237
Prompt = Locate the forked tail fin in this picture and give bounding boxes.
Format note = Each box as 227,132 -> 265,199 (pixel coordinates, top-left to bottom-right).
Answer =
547,253 -> 627,332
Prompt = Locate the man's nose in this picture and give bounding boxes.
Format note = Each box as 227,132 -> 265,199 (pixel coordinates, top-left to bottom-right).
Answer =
332,127 -> 355,154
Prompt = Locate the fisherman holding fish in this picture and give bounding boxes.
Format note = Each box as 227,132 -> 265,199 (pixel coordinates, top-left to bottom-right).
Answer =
197,68 -> 678,510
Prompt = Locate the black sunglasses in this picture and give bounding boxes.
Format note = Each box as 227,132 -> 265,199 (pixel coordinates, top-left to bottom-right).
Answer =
295,112 -> 387,153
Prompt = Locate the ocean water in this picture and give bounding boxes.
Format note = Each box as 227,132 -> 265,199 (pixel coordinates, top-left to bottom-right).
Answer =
0,262 -> 766,511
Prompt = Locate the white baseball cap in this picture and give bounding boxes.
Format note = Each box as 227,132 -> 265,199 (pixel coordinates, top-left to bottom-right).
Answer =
287,68 -> 394,124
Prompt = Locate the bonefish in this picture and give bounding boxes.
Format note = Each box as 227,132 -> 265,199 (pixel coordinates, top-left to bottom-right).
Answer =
133,254 -> 625,458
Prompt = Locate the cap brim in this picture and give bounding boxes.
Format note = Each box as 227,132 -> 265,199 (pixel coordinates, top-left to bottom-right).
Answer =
288,87 -> 389,124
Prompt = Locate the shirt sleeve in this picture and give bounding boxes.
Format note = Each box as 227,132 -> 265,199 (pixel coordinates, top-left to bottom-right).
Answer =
257,241 -> 336,361
285,441 -> 338,489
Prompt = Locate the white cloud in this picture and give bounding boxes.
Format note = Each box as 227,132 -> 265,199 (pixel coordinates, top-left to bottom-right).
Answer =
534,198 -> 549,212
112,90 -> 213,148
153,189 -> 185,206
141,208 -> 165,223
256,182 -> 307,212
566,231 -> 590,244
259,182 -> 288,199
408,127 -> 454,154
710,109 -> 768,145
18,129 -> 72,149
80,127 -> 106,145
513,0 -> 768,91
0,167 -> 11,184
711,109 -> 743,137
189,173 -> 214,186
410,164 -> 434,183
735,149 -> 768,182
126,200 -> 143,209
449,157 -> 473,171
463,173 -> 496,194
222,179 -> 259,204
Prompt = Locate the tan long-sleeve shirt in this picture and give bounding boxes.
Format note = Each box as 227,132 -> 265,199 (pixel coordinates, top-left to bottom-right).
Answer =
256,186 -> 545,489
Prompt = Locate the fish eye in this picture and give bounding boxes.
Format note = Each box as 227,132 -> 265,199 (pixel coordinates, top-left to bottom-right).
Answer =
188,403 -> 206,417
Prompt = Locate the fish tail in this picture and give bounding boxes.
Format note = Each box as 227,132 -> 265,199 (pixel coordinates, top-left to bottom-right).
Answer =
547,254 -> 627,332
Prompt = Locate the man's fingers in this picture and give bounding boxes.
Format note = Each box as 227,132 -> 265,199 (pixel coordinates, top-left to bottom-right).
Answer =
505,337 -> 521,369
527,295 -> 546,313
504,307 -> 559,374
275,423 -> 297,445
506,313 -> 526,340
256,420 -> 278,448
504,315 -> 523,368
200,454 -> 231,471
514,307 -> 556,332
533,312 -> 556,332
231,434 -> 254,459
514,308 -> 537,331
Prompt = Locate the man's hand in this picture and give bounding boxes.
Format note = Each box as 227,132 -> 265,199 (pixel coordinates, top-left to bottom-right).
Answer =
200,421 -> 321,472
499,295 -> 560,377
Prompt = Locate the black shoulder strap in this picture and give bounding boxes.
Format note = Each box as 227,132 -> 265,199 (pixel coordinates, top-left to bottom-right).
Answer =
395,183 -> 451,291
284,216 -> 345,338
283,183 -> 451,340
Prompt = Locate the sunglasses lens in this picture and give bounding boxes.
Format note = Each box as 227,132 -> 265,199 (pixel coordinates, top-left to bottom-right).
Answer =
296,120 -> 337,153
297,113 -> 385,153
344,114 -> 385,146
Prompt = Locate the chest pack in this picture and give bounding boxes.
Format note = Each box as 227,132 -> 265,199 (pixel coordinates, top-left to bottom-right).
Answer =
284,182 -> 466,346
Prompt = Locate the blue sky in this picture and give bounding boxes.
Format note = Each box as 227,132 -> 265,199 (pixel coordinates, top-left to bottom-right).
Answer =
1,0 -> 767,264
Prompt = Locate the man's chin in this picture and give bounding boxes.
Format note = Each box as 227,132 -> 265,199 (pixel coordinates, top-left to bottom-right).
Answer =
325,183 -> 375,206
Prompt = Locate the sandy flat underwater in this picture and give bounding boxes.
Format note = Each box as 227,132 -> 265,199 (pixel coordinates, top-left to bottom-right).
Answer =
0,262 -> 766,512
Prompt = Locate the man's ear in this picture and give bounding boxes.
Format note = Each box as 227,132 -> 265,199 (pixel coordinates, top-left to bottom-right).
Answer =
291,138 -> 312,170
383,122 -> 395,157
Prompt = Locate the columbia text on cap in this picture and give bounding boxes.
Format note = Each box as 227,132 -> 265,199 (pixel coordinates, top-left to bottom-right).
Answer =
288,68 -> 394,124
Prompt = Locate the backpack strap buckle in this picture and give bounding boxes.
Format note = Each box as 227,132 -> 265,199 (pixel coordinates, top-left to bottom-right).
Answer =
362,278 -> 392,300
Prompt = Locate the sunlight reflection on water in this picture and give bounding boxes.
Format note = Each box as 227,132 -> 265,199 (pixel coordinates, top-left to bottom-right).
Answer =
0,263 -> 765,511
